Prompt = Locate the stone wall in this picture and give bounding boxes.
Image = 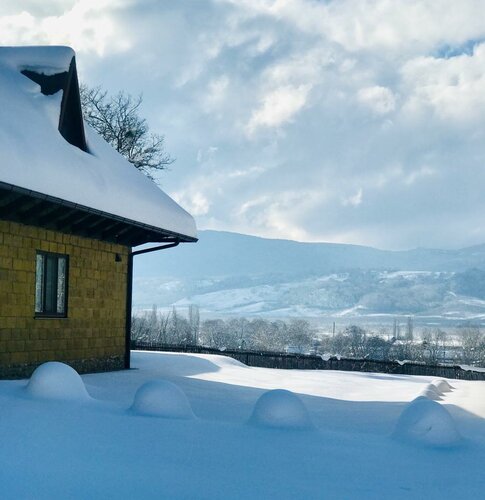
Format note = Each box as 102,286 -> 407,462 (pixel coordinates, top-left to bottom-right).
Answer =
0,220 -> 128,378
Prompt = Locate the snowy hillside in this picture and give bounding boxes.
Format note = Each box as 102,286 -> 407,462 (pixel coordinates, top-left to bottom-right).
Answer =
0,351 -> 484,499
133,231 -> 485,323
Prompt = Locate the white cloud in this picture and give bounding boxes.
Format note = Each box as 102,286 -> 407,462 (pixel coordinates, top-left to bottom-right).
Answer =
0,1 -> 129,55
342,188 -> 363,207
404,166 -> 436,186
238,189 -> 322,242
4,0 -> 485,249
202,75 -> 230,112
401,43 -> 485,125
236,195 -> 269,216
225,0 -> 485,55
196,147 -> 219,164
228,165 -> 267,179
247,84 -> 311,133
357,86 -> 396,115
172,190 -> 211,217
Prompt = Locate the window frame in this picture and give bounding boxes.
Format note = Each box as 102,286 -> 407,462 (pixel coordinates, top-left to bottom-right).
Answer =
34,250 -> 69,319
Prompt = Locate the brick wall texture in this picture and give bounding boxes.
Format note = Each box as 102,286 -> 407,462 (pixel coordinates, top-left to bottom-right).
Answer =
0,220 -> 128,378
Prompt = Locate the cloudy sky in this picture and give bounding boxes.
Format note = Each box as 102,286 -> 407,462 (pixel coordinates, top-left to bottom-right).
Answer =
2,0 -> 485,250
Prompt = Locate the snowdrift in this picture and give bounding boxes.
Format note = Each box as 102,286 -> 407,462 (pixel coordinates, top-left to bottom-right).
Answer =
26,362 -> 90,401
130,380 -> 195,419
431,379 -> 454,393
417,383 -> 443,401
249,389 -> 313,430
393,397 -> 461,447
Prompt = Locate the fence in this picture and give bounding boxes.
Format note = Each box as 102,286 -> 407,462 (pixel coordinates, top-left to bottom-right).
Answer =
131,341 -> 485,381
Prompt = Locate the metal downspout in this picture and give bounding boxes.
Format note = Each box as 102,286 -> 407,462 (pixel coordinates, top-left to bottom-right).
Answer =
124,240 -> 180,369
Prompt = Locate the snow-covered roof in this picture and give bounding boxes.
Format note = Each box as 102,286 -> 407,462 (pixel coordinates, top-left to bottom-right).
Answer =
0,46 -> 197,242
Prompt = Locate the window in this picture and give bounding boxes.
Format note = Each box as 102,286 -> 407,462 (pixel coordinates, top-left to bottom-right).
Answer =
35,251 -> 69,317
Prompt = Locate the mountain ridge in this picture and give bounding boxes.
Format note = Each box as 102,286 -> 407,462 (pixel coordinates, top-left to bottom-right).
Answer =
133,230 -> 485,324
134,230 -> 485,278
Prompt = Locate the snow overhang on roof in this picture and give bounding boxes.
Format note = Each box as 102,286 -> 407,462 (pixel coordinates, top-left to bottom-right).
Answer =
0,46 -> 197,245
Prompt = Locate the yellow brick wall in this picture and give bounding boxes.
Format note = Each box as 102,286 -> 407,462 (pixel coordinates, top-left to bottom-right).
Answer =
0,220 -> 128,376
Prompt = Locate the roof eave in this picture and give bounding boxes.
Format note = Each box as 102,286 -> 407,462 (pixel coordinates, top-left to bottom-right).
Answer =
0,181 -> 198,246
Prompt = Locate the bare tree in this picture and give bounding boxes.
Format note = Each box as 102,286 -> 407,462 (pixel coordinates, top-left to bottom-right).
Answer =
420,328 -> 446,363
286,319 -> 313,353
155,311 -> 171,343
80,85 -> 174,180
200,319 -> 236,349
168,307 -> 191,345
131,314 -> 152,342
405,316 -> 414,341
227,318 -> 249,349
366,335 -> 391,360
188,304 -> 200,345
461,326 -> 483,365
345,325 -> 367,357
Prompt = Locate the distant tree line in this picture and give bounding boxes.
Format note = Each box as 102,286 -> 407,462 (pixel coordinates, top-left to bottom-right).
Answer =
131,308 -> 485,367
320,326 -> 439,363
132,306 -> 313,353
318,325 -> 484,366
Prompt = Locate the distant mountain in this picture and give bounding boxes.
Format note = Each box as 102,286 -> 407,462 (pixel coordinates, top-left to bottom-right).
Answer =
134,230 -> 485,278
133,230 -> 485,325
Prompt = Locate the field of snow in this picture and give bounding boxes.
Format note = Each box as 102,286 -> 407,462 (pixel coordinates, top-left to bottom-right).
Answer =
1,351 -> 484,499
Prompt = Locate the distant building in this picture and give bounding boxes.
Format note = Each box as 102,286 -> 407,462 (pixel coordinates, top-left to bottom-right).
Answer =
0,46 -> 197,378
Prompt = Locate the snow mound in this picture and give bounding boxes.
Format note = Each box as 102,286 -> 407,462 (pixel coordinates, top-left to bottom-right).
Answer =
204,354 -> 248,369
393,398 -> 461,447
130,380 -> 195,419
431,379 -> 454,393
26,362 -> 90,401
418,384 -> 443,401
249,389 -> 313,430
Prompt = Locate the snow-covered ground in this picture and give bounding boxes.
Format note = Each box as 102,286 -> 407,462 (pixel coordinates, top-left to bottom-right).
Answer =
1,351 -> 484,499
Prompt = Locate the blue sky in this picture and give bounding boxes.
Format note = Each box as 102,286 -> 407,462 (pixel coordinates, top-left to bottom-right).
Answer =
2,0 -> 485,250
